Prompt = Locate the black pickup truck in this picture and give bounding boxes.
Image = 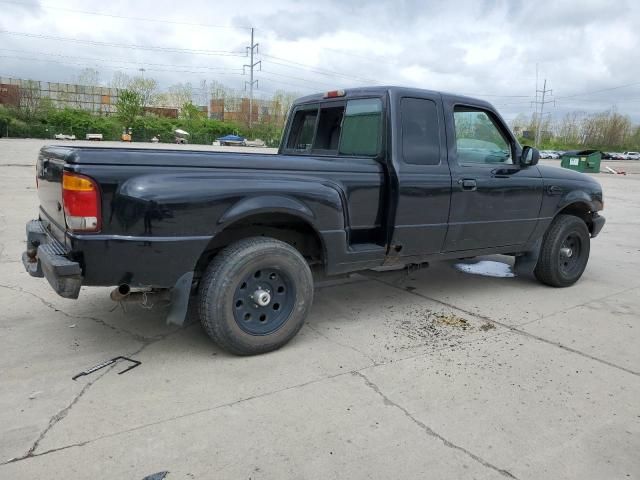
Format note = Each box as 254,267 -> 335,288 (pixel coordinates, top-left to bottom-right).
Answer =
23,86 -> 605,355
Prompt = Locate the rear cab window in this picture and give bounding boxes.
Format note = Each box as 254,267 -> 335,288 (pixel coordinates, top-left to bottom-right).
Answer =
283,97 -> 383,157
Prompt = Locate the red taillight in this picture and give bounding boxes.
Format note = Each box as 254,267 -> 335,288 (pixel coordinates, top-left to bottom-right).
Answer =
324,89 -> 345,98
62,172 -> 101,232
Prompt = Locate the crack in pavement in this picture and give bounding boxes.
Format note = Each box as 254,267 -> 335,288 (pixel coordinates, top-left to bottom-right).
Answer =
2,328 -> 186,466
0,330 -> 511,468
0,283 -> 190,464
2,273 -> 635,470
0,366 -> 359,466
367,275 -> 640,377
352,371 -> 518,479
9,366 -> 113,463
0,283 -> 163,343
304,321 -> 380,366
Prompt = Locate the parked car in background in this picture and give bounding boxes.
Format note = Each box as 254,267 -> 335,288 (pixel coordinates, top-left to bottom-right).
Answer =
54,133 -> 76,141
540,150 -> 561,159
217,134 -> 246,146
244,139 -> 266,147
174,129 -> 189,144
623,151 -> 640,160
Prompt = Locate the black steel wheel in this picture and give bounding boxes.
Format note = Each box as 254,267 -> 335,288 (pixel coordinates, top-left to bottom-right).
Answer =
535,214 -> 590,287
558,233 -> 584,278
199,237 -> 313,355
233,268 -> 295,335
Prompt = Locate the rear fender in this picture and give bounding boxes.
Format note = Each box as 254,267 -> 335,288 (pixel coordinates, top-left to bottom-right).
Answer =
218,195 -> 317,230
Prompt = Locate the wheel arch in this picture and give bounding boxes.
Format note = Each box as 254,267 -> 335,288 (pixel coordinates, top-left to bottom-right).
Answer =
194,207 -> 327,278
554,200 -> 595,234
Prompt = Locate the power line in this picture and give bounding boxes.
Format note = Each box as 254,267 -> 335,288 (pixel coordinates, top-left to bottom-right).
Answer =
260,70 -> 337,89
259,53 -> 381,84
554,82 -> 640,100
0,30 -> 246,57
0,54 -> 245,76
0,48 -> 243,72
0,0 -> 252,29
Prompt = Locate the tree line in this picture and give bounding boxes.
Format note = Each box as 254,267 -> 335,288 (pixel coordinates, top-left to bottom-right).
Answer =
3,67 -> 639,151
0,69 -> 298,145
512,110 -> 640,151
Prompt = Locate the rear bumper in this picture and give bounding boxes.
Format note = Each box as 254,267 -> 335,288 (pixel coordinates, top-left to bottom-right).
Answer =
591,213 -> 605,238
22,220 -> 82,299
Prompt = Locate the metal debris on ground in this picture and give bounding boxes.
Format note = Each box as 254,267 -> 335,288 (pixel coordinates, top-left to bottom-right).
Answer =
142,472 -> 169,480
71,356 -> 141,381
604,166 -> 626,175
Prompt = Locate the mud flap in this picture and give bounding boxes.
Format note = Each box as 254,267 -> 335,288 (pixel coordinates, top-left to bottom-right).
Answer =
514,238 -> 542,276
166,272 -> 195,326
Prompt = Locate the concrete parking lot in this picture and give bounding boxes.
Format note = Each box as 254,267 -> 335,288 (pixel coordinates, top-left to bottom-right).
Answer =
0,138 -> 638,479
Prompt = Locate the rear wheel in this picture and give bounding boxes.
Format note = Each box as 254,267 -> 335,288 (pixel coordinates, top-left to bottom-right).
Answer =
198,237 -> 313,355
534,214 -> 590,287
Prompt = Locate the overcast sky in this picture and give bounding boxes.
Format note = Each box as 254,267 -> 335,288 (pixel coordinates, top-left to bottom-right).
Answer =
1,0 -> 639,121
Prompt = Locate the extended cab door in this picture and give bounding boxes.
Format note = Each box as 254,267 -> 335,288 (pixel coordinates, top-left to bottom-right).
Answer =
387,90 -> 451,258
442,97 -> 543,251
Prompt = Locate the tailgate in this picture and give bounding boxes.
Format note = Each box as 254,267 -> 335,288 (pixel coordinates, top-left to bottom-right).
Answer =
36,148 -> 68,239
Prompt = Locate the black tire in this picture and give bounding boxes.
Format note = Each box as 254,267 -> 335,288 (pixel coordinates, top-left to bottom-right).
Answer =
534,214 -> 590,287
198,237 -> 314,355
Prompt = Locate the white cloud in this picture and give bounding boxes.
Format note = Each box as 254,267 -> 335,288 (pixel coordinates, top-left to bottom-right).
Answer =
1,0 -> 639,120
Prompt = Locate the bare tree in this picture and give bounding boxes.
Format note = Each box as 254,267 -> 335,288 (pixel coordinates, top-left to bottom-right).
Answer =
18,80 -> 41,120
157,83 -> 194,109
128,77 -> 158,108
75,68 -> 101,86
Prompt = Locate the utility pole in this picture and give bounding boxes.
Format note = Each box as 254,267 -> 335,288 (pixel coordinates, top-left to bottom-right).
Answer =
534,79 -> 553,148
138,67 -> 146,78
244,28 -> 260,129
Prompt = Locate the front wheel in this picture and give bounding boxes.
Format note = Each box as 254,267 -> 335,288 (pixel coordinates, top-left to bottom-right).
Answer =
198,237 -> 314,355
534,214 -> 591,287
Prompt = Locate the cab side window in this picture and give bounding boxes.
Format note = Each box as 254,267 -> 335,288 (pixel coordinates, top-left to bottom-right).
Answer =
313,106 -> 344,153
285,98 -> 382,157
339,98 -> 382,156
453,108 -> 513,164
286,108 -> 318,152
401,97 -> 440,165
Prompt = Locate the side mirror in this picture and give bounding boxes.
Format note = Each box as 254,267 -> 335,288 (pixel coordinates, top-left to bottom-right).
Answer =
520,146 -> 539,167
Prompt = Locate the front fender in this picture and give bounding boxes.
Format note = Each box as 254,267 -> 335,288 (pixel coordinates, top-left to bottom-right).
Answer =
556,189 -> 598,213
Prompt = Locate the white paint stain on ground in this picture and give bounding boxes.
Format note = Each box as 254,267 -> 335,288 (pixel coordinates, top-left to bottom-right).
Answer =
454,260 -> 515,278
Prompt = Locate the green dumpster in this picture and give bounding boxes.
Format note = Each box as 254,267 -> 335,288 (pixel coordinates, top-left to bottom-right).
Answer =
560,150 -> 601,173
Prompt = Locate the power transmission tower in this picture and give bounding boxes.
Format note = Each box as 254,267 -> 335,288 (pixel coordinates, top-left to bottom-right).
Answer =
244,28 -> 261,129
533,79 -> 554,148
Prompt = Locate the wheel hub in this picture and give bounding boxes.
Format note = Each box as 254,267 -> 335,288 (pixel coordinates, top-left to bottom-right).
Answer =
560,247 -> 573,258
252,289 -> 271,307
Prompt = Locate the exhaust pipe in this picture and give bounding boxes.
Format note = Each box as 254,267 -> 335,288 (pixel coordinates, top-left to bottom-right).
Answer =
110,284 -> 132,302
109,284 -> 171,307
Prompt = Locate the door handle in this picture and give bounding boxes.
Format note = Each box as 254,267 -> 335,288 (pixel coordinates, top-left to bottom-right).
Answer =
458,179 -> 477,191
